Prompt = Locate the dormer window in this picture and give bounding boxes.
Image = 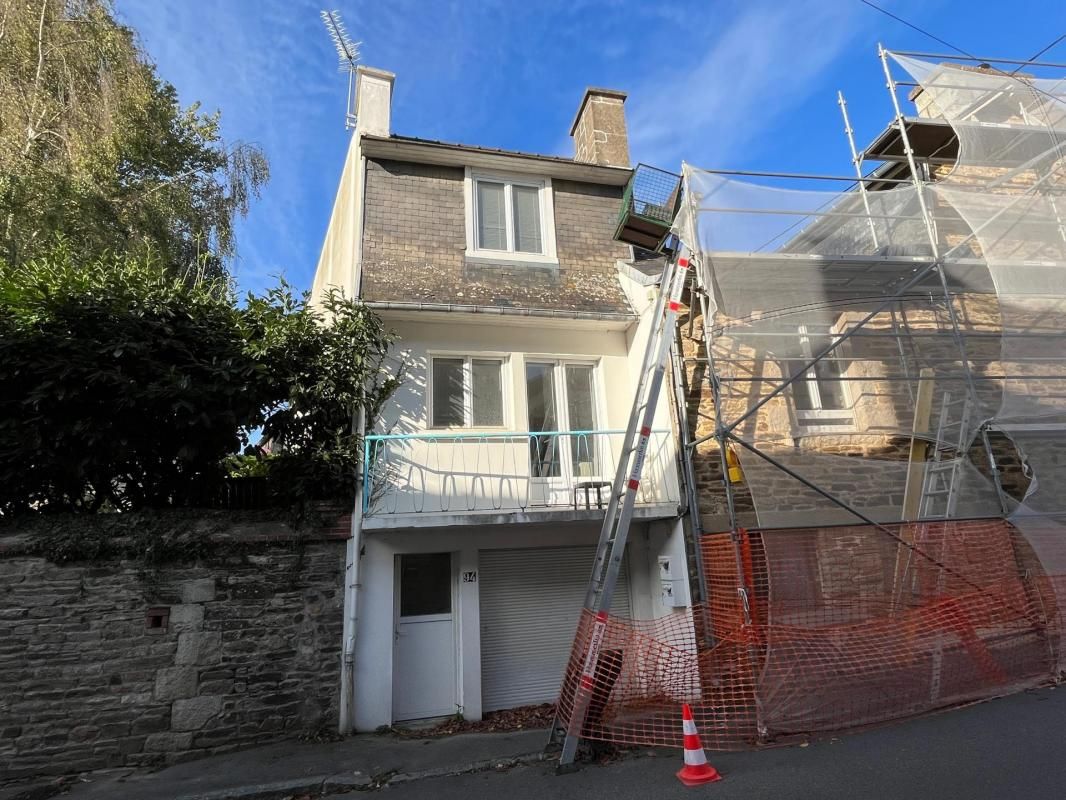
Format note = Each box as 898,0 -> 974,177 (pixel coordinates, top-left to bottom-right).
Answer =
464,169 -> 558,267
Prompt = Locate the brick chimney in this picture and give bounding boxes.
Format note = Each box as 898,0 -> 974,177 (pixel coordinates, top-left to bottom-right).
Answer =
569,88 -> 630,167
355,66 -> 395,137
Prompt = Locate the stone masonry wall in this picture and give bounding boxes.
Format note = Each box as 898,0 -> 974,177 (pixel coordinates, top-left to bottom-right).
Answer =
359,158 -> 633,315
0,518 -> 348,782
678,289 -> 1057,528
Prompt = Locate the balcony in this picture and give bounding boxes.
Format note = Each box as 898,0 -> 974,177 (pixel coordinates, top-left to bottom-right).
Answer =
362,430 -> 679,528
614,163 -> 682,253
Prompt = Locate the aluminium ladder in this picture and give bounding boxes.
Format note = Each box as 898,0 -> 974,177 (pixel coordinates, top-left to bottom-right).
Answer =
895,391 -> 972,607
919,392 -> 973,520
554,251 -> 691,767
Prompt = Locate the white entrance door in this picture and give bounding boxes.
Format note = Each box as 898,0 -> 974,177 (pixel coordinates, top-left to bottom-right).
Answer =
525,361 -> 603,507
393,552 -> 458,721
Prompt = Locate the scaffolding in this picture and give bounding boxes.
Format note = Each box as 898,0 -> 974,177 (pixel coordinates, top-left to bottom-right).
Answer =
556,45 -> 1066,754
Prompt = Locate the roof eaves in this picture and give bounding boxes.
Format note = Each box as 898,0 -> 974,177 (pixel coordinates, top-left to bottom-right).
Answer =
363,133 -> 632,175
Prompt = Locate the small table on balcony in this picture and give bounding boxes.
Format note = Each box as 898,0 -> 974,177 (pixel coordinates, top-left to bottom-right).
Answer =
573,480 -> 612,511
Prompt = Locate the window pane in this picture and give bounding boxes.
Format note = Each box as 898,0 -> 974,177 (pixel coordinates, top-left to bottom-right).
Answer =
810,335 -> 849,410
813,370 -> 848,410
511,185 -> 543,253
526,362 -> 560,478
786,361 -> 817,410
432,358 -> 465,427
399,553 -> 451,617
471,359 -> 503,426
564,365 -> 596,431
477,181 -> 507,250
565,365 -> 598,476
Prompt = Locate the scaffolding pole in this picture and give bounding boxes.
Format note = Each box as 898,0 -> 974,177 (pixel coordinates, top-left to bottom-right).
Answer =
837,90 -> 880,250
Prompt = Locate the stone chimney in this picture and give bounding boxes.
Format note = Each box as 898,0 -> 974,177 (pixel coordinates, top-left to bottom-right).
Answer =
569,88 -> 630,167
355,66 -> 395,137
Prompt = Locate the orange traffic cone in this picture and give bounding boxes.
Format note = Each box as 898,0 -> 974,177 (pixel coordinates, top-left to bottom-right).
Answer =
677,704 -> 722,787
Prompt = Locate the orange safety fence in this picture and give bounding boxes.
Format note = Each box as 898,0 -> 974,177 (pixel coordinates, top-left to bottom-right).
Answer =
557,518 -> 1063,750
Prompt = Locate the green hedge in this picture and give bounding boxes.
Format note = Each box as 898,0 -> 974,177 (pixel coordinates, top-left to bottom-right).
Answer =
0,246 -> 397,514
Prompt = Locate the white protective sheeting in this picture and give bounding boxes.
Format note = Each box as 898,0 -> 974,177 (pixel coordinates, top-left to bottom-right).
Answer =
671,52 -> 1066,534
890,54 -> 1066,592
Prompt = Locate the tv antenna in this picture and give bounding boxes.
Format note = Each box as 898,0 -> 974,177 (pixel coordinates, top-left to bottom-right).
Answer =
320,9 -> 361,129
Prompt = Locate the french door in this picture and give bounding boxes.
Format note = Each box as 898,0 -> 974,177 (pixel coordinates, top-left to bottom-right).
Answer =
525,361 -> 601,505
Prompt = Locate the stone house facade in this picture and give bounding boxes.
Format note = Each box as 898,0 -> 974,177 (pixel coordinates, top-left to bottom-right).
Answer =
680,66 -> 1066,532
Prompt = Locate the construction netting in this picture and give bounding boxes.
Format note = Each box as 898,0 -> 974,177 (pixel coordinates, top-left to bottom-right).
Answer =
558,520 -> 1062,748
557,52 -> 1066,749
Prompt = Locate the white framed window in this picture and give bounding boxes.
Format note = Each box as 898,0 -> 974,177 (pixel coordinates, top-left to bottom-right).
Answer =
786,325 -> 853,431
463,168 -> 558,267
429,355 -> 506,429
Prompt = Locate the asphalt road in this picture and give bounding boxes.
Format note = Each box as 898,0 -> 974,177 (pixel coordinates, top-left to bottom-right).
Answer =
351,687 -> 1066,799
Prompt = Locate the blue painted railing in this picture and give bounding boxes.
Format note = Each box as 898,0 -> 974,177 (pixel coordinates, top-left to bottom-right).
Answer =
362,429 -> 677,516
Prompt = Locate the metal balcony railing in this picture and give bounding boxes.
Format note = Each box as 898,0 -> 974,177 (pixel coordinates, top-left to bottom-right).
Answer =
363,429 -> 678,517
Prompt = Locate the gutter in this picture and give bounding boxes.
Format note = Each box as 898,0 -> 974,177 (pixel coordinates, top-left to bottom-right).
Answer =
365,300 -> 637,323
339,406 -> 366,734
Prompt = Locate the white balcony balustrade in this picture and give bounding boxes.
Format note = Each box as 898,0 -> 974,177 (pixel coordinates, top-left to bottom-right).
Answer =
363,430 -> 678,520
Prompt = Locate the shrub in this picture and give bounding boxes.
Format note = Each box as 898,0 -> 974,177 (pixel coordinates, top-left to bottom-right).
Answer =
0,246 -> 397,514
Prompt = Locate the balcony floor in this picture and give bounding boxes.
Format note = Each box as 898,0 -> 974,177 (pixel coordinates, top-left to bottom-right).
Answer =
362,503 -> 679,531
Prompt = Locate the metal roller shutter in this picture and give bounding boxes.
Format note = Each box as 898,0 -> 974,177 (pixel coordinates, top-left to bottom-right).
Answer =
478,545 -> 632,712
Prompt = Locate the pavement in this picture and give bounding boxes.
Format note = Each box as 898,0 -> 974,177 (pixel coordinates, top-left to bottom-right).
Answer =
31,727 -> 549,800
6,686 -> 1066,799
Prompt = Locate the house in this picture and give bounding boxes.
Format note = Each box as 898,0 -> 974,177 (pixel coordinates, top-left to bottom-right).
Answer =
311,67 -> 689,732
552,50 -> 1066,750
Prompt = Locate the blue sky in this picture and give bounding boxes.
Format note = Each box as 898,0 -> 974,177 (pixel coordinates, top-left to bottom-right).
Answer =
115,0 -> 1065,295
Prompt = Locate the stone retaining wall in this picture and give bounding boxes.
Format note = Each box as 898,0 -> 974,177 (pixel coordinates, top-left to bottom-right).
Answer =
0,515 -> 348,782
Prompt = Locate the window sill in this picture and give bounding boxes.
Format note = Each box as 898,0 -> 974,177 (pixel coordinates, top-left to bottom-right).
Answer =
464,252 -> 560,270
792,422 -> 857,436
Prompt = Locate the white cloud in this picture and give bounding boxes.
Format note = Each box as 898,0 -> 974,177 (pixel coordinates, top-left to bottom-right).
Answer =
626,0 -> 868,170
115,0 -> 348,294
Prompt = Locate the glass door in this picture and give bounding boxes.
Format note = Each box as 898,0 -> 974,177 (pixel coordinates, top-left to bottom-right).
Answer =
525,361 -> 600,506
526,362 -> 560,483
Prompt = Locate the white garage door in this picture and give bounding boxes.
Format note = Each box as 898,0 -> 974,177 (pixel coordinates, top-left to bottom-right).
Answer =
479,545 -> 632,712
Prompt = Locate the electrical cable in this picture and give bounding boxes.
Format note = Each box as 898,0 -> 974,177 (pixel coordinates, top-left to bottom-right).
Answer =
858,0 -> 976,60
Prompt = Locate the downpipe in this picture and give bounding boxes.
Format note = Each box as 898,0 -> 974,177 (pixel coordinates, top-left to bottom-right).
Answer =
339,405 -> 367,734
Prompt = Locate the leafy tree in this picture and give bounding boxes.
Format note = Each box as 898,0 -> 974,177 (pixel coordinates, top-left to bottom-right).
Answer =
0,247 -> 399,514
0,0 -> 268,277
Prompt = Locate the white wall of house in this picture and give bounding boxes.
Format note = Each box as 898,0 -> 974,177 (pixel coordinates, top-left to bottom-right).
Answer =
353,517 -> 690,731
376,314 -> 651,434
311,66 -> 395,307
366,312 -> 681,518
353,306 -> 692,730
